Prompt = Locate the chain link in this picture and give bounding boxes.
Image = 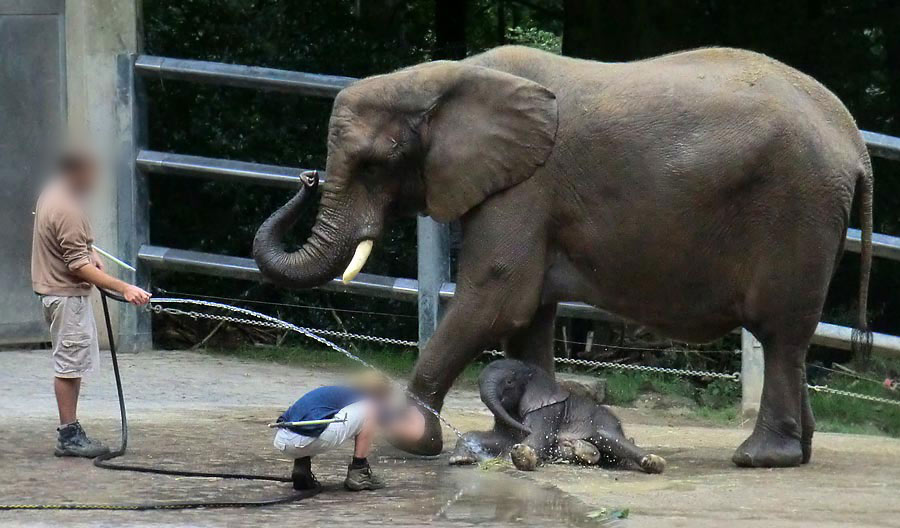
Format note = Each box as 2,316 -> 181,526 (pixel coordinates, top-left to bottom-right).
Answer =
149,299 -> 419,347
807,385 -> 900,407
148,298 -> 464,438
483,350 -> 740,381
151,297 -> 900,407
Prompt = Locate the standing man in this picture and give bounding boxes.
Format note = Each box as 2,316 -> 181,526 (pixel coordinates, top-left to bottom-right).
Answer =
31,150 -> 151,457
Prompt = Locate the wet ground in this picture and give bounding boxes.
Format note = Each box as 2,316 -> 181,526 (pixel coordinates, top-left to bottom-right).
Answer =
1,349 -> 899,527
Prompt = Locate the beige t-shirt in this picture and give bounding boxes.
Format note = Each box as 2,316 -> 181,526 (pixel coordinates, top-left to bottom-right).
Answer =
31,178 -> 95,296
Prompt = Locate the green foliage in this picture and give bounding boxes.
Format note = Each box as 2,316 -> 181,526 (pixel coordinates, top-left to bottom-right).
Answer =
602,372 -> 699,406
506,26 -> 561,54
697,379 -> 741,410
811,376 -> 900,437
602,372 -> 646,406
478,457 -> 513,471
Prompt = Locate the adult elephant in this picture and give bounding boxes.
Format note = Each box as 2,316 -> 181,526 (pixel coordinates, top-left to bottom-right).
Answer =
253,46 -> 873,468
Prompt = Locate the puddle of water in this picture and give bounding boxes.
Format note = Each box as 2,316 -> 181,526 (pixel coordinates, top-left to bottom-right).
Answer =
431,467 -> 628,527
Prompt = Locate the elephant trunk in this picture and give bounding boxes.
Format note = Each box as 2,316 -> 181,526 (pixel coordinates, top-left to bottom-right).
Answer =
480,368 -> 532,434
252,174 -> 362,289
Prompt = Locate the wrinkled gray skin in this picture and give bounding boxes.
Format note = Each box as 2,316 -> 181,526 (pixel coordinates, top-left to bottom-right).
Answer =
448,360 -> 666,473
253,46 -> 874,468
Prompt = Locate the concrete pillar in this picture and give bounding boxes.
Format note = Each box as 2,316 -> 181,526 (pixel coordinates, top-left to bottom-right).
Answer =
64,0 -> 145,350
417,217 -> 451,352
741,328 -> 765,421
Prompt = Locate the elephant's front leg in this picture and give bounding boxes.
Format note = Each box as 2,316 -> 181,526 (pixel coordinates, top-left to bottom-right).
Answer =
403,297 -> 533,455
405,235 -> 548,455
509,404 -> 565,471
558,438 -> 601,465
587,431 -> 667,474
449,430 -> 515,465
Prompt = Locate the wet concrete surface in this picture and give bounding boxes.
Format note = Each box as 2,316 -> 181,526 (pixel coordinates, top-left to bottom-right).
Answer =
2,349 -> 900,527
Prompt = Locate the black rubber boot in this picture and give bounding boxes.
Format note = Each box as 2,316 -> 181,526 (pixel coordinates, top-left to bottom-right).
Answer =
291,457 -> 321,492
55,421 -> 110,458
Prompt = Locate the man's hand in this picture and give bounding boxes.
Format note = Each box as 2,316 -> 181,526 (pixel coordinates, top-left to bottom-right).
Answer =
123,285 -> 151,306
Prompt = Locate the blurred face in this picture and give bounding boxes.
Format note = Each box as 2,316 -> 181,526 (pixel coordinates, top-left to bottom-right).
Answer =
59,153 -> 99,194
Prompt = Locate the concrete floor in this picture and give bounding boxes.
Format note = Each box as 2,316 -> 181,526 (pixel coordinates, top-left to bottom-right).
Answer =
1,349 -> 899,527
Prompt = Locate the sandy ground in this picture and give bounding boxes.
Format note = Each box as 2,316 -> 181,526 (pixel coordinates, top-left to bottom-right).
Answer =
1,349 -> 899,527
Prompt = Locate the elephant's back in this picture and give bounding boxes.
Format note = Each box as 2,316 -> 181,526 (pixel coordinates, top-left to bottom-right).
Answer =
471,45 -> 865,165
640,48 -> 861,145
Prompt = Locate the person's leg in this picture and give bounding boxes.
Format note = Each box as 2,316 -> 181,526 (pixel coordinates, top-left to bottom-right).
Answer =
47,296 -> 108,458
344,402 -> 386,491
54,376 -> 80,425
351,406 -> 376,462
274,428 -> 322,492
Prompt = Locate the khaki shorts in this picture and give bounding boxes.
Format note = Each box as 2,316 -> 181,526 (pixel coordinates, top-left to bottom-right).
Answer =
273,401 -> 369,459
41,295 -> 100,378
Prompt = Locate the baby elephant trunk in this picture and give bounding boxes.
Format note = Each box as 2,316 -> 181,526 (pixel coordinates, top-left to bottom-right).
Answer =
479,370 -> 532,434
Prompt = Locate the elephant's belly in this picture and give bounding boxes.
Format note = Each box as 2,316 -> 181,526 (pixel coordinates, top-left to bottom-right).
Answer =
544,246 -> 743,343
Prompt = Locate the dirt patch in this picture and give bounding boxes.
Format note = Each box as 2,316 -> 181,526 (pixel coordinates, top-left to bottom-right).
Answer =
2,349 -> 899,527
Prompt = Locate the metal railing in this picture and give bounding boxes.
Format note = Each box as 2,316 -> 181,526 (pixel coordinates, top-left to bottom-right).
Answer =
124,55 -> 900,360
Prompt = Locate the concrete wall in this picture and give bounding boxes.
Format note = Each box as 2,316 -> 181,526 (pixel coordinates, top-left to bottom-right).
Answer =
64,0 -> 142,349
0,0 -> 67,345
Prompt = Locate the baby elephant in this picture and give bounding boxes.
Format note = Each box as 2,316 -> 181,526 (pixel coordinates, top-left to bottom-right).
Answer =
450,359 -> 665,474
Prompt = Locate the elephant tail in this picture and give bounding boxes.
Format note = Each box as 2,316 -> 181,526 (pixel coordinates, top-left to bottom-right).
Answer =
852,156 -> 874,362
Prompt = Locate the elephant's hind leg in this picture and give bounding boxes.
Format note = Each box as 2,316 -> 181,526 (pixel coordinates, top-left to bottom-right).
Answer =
732,325 -> 816,468
800,372 -> 815,464
505,303 -> 557,374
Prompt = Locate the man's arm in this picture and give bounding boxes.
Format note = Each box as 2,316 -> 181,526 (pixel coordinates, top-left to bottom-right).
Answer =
53,205 -> 150,306
72,265 -> 151,306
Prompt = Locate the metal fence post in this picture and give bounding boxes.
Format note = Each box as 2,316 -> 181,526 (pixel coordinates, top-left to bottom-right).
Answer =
115,53 -> 151,352
417,217 -> 450,353
741,328 -> 765,420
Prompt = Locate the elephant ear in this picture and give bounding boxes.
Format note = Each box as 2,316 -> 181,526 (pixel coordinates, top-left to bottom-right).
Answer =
519,368 -> 569,415
420,62 -> 558,222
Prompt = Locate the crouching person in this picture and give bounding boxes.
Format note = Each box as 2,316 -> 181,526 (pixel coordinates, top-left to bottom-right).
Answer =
273,372 -> 424,493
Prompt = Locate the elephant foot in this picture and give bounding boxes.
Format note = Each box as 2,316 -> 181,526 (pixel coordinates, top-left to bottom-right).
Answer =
559,439 -> 600,465
639,454 -> 667,474
449,451 -> 478,465
448,439 -> 479,466
801,430 -> 814,464
732,425 -> 803,468
510,444 -> 539,471
389,405 -> 444,456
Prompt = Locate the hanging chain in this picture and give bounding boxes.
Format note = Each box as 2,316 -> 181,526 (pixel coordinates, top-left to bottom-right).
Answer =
147,298 -> 464,439
148,299 -> 418,347
807,385 -> 900,407
150,297 -> 900,407
483,350 -> 740,381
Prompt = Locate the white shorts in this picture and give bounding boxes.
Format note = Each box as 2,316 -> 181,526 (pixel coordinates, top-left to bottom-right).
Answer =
273,400 -> 369,459
41,295 -> 100,378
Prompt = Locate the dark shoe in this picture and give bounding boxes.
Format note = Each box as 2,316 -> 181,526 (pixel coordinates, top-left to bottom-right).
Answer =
55,421 -> 110,458
291,457 -> 321,492
344,464 -> 386,491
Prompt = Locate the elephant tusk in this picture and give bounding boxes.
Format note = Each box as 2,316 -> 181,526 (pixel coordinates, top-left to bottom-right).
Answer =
342,240 -> 373,284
